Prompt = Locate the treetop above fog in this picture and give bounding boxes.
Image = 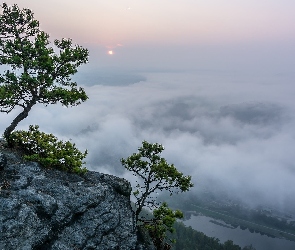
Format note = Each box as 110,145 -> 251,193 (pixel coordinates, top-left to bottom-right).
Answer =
0,3 -> 89,140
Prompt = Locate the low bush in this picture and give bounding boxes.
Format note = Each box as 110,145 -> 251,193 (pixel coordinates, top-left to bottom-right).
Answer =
9,125 -> 87,174
144,202 -> 183,249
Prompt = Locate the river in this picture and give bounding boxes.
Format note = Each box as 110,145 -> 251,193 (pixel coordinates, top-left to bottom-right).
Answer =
183,215 -> 295,250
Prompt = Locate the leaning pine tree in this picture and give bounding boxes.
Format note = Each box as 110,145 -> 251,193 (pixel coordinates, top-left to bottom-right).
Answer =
0,3 -> 89,141
121,141 -> 194,223
121,141 -> 194,249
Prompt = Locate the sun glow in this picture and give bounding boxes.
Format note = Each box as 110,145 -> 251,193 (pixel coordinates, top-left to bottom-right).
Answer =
108,50 -> 114,55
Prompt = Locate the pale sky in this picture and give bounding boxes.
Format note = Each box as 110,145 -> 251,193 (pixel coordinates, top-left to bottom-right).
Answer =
4,0 -> 295,71
8,0 -> 295,44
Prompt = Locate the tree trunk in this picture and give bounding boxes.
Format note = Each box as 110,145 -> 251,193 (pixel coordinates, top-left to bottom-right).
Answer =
4,103 -> 34,143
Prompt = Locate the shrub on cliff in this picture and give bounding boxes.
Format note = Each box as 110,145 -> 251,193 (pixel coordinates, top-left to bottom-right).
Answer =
145,202 -> 184,249
121,141 -> 193,223
9,125 -> 87,174
121,141 -> 193,249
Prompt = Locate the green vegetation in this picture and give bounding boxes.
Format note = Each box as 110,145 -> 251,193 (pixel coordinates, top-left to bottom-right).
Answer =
138,206 -> 255,250
172,221 -> 256,250
9,125 -> 87,174
121,141 -> 193,249
121,141 -> 193,223
145,202 -> 183,249
0,3 -> 88,141
166,192 -> 295,242
0,4 -> 89,174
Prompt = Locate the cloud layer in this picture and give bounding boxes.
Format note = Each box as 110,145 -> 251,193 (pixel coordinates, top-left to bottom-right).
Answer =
1,70 -> 294,213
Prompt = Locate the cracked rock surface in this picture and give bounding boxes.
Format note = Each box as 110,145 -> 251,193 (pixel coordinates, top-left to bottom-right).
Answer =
0,147 -> 136,250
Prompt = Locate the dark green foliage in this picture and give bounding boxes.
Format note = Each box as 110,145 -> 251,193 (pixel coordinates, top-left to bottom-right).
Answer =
171,222 -> 255,250
0,3 -> 88,140
121,141 -> 193,223
121,141 -> 193,249
9,125 -> 87,174
166,192 -> 295,241
144,202 -> 183,249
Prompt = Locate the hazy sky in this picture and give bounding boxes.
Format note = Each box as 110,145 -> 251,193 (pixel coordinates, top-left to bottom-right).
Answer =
11,0 -> 294,45
1,1 -> 295,213
4,0 -> 295,71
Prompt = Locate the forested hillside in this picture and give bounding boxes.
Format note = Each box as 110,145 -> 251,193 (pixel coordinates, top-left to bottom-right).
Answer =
171,222 -> 255,250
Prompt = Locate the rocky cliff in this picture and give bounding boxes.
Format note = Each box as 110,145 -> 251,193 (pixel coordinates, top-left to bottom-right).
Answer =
0,145 -> 139,250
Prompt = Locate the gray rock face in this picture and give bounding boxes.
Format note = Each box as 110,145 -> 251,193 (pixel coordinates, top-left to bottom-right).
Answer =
0,150 -> 137,250
0,152 -> 7,171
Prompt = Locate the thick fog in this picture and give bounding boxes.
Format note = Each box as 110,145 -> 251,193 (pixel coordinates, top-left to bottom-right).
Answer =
1,66 -> 295,213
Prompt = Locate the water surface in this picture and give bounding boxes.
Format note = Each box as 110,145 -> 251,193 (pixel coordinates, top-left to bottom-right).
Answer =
184,215 -> 295,250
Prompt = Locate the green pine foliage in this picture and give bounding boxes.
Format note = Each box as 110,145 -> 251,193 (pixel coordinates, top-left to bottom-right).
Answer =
0,3 -> 88,140
144,202 -> 184,249
9,125 -> 87,174
121,141 -> 194,249
121,141 -> 193,223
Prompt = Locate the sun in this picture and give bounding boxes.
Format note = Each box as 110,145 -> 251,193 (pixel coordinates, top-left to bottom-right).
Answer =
108,50 -> 113,55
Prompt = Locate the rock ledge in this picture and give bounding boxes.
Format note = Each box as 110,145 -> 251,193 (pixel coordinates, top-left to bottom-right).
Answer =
0,149 -> 137,250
